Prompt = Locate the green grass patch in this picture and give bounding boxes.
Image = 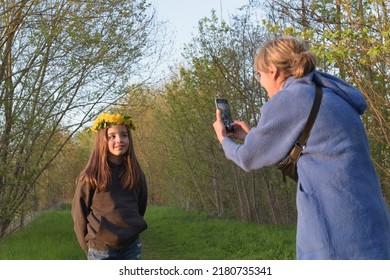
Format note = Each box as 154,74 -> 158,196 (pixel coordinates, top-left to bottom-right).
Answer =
0,208 -> 84,260
142,206 -> 295,260
0,205 -> 295,260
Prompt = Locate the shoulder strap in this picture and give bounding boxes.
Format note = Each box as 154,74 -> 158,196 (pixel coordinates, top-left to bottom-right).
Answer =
297,83 -> 323,145
288,83 -> 323,160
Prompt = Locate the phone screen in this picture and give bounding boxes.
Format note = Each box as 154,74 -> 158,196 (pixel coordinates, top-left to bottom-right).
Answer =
215,98 -> 234,133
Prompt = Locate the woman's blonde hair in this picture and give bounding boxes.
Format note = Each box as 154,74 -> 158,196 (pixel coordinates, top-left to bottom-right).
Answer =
254,36 -> 317,78
77,125 -> 145,191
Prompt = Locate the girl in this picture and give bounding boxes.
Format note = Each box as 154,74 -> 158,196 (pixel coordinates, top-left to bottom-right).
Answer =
72,113 -> 148,260
213,36 -> 390,259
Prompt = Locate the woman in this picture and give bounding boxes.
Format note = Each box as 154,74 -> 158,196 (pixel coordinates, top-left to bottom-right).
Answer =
213,36 -> 390,259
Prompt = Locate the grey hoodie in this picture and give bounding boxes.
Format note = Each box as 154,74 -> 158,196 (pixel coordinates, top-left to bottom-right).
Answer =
72,161 -> 148,254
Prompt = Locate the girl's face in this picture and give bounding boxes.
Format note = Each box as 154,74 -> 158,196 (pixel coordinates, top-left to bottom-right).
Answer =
106,124 -> 130,164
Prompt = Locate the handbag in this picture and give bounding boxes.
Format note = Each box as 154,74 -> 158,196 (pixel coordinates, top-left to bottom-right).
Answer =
276,83 -> 323,182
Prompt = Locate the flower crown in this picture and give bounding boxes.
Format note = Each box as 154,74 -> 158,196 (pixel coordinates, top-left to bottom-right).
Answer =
91,113 -> 135,132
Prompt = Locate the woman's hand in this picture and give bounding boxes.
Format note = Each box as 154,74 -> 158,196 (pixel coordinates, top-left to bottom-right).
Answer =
213,109 -> 227,144
213,110 -> 251,144
230,120 -> 251,141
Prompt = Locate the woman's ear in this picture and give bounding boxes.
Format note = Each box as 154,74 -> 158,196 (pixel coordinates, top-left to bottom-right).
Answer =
269,64 -> 280,80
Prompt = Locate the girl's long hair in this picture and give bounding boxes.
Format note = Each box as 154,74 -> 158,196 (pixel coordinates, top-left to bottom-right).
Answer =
77,126 -> 144,191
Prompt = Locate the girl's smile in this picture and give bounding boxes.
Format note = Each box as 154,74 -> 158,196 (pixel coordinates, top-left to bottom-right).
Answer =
107,124 -> 130,164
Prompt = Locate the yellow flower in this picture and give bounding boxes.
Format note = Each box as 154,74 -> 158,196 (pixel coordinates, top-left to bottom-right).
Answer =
91,113 -> 135,132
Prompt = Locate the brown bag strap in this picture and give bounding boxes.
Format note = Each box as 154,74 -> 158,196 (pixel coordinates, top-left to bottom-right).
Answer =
289,83 -> 323,161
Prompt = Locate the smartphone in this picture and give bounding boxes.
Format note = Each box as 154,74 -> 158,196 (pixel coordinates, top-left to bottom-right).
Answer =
215,98 -> 234,133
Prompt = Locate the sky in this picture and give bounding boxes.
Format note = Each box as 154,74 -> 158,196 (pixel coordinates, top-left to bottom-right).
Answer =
150,0 -> 250,66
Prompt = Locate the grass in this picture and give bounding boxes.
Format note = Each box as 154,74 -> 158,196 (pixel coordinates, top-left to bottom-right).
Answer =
0,207 -> 84,260
142,206 -> 295,260
0,205 -> 296,260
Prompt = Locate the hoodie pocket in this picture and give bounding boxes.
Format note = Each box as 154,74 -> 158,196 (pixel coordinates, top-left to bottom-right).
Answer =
94,216 -> 147,246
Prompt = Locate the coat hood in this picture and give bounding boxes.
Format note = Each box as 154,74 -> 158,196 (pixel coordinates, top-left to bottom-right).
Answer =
311,71 -> 367,115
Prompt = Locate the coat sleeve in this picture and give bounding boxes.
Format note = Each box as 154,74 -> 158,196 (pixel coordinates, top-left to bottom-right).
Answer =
71,182 -> 94,254
222,85 -> 315,172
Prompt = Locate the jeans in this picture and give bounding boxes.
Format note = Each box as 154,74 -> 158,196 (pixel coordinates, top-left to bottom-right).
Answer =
88,237 -> 142,260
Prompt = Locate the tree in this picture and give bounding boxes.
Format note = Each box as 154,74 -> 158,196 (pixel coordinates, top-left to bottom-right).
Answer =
127,8 -> 297,224
0,0 -> 167,237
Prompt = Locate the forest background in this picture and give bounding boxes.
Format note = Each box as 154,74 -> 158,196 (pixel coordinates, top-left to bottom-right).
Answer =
1,0 -> 389,238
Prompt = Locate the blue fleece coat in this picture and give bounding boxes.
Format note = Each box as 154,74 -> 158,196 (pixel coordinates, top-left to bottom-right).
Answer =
222,71 -> 390,259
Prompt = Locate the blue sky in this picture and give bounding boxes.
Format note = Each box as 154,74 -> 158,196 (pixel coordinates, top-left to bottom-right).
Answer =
151,0 -> 250,65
